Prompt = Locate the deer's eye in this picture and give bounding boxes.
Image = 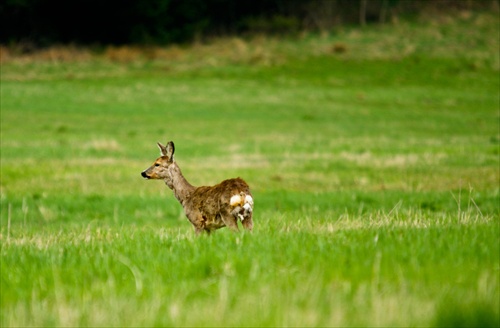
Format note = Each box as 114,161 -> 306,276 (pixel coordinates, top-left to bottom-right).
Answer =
155,163 -> 160,167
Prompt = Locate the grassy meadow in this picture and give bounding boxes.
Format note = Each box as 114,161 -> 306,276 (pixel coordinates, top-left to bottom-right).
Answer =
1,11 -> 499,327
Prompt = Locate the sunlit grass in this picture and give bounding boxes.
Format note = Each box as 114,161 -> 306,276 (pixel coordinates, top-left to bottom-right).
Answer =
2,208 -> 498,326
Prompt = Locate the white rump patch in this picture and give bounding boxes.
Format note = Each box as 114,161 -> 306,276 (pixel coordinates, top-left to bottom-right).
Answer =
230,194 -> 253,207
244,195 -> 254,207
230,194 -> 242,207
243,203 -> 252,212
231,193 -> 253,222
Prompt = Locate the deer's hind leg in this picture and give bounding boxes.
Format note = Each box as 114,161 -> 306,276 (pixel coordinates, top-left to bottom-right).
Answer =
220,209 -> 240,232
231,205 -> 253,232
241,213 -> 253,231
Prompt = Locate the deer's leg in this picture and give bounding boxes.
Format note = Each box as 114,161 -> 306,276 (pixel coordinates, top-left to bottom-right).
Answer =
221,209 -> 240,232
194,228 -> 211,235
187,211 -> 207,235
241,213 -> 253,232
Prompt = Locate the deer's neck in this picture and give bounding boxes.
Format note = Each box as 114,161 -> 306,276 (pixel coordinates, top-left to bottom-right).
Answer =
166,162 -> 195,206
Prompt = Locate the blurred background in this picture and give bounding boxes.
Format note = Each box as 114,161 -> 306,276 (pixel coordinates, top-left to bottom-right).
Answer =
2,0 -> 498,47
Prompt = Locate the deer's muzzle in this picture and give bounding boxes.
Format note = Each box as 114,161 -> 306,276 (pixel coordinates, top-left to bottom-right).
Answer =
141,171 -> 150,179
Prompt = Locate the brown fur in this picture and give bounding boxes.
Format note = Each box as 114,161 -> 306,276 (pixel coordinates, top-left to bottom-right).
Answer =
141,141 -> 254,234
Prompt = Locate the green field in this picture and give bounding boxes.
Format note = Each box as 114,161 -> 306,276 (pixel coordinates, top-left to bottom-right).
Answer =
1,12 -> 499,327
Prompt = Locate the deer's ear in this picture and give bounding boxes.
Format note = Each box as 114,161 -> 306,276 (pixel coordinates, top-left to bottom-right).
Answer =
157,142 -> 168,156
166,141 -> 175,160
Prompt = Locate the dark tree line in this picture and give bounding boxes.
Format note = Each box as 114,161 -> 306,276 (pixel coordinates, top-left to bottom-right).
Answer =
1,0 -> 497,46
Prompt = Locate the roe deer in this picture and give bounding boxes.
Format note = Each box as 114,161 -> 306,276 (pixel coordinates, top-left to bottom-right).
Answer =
141,141 -> 254,234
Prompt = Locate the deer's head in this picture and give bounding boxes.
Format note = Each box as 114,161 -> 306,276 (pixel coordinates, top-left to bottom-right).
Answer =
141,141 -> 175,180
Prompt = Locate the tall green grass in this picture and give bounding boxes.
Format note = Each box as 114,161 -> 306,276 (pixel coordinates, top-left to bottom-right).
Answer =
1,11 -> 499,327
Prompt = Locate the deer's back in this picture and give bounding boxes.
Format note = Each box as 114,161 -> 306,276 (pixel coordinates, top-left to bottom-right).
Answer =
189,177 -> 251,215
